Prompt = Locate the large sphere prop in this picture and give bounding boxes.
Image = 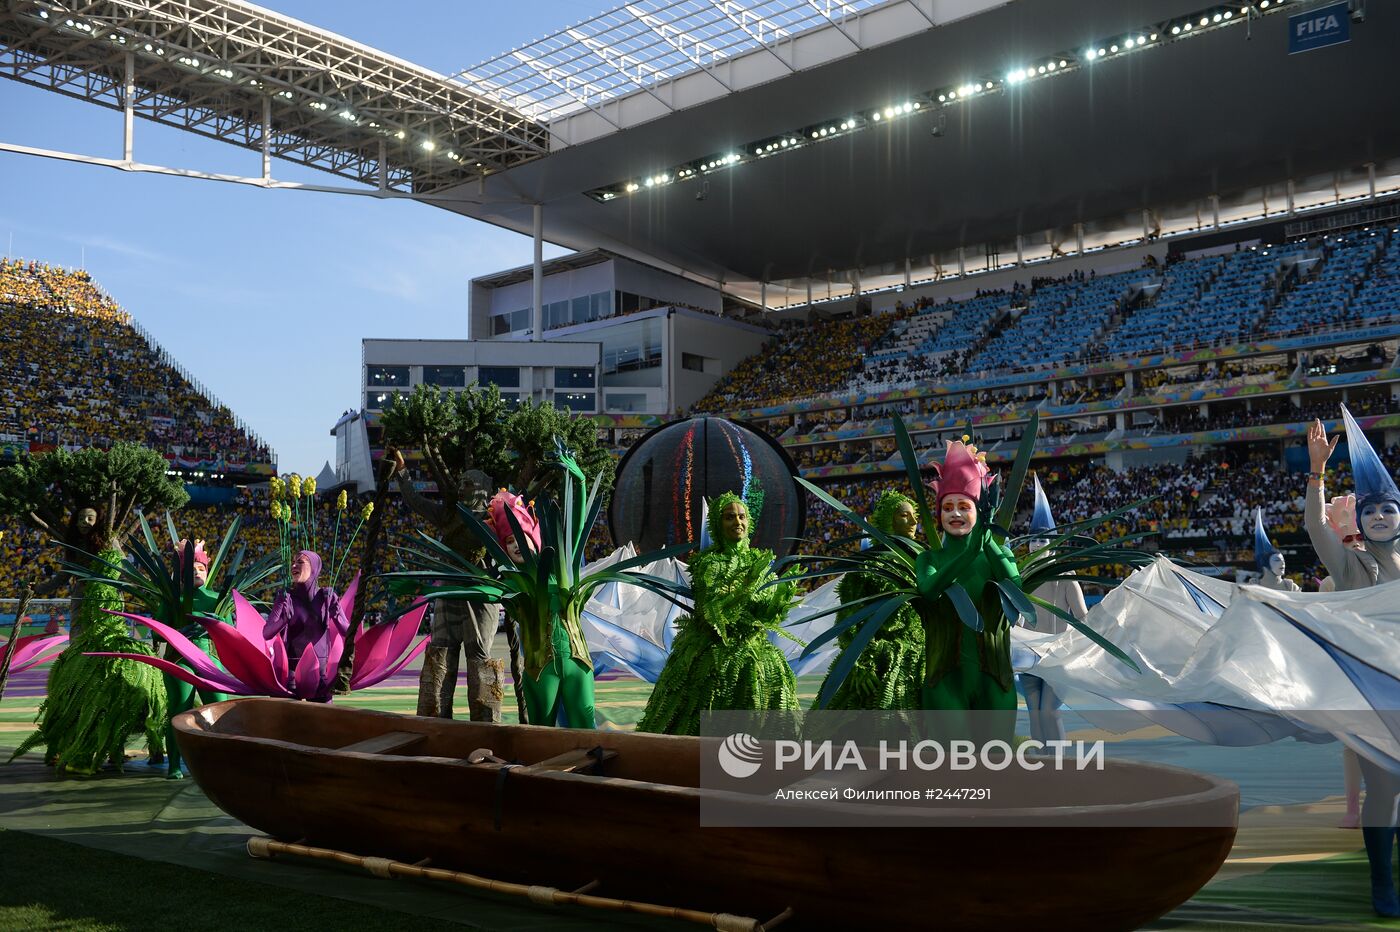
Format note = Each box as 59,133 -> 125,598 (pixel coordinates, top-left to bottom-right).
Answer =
608,416 -> 805,557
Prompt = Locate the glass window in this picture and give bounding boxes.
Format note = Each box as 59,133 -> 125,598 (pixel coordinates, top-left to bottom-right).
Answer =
511,309 -> 530,332
498,392 -> 521,407
423,366 -> 465,387
591,291 -> 612,320
555,367 -> 596,389
367,365 -> 409,386
366,390 -> 403,410
681,352 -> 706,372
606,393 -> 649,412
618,291 -> 640,315
600,318 -> 664,387
546,300 -> 569,330
492,314 -> 512,336
478,366 -> 521,388
557,392 -> 595,412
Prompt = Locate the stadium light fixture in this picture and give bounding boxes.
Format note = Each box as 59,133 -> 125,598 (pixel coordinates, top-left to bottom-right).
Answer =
585,0 -> 1293,204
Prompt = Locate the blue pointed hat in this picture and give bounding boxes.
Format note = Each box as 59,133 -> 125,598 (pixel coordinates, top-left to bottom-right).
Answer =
1029,473 -> 1056,535
1342,404 -> 1400,511
1253,508 -> 1280,572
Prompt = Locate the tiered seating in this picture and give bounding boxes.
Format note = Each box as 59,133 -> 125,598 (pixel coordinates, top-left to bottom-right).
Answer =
920,293 -> 1007,356
1106,244 -> 1306,357
0,259 -> 273,467
1262,230 -> 1378,335
1350,230 -> 1400,326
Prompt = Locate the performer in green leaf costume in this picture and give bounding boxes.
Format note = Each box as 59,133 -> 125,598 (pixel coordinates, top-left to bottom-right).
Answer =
637,492 -> 801,736
817,490 -> 925,710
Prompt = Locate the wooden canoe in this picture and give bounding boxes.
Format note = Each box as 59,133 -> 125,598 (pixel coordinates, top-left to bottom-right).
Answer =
173,698 -> 1238,931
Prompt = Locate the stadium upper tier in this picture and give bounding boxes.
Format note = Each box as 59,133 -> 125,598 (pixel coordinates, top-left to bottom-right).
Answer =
693,228 -> 1400,414
0,259 -> 274,474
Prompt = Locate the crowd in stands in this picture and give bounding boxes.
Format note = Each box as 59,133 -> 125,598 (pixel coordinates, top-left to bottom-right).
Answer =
691,227 -> 1400,415
693,314 -> 895,411
0,260 -> 272,465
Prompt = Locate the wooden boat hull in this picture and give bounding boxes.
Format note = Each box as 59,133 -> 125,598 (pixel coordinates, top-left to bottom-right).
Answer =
174,699 -> 1238,931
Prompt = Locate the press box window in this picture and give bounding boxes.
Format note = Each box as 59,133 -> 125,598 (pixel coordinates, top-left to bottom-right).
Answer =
681,353 -> 713,373
367,365 -> 409,386
557,392 -> 595,412
478,366 -> 521,388
554,367 -> 596,389
423,366 -> 465,387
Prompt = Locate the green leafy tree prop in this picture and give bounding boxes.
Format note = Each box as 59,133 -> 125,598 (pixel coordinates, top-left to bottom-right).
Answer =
0,442 -> 189,595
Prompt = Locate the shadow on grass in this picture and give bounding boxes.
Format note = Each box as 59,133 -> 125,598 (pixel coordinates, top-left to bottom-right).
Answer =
0,828 -> 462,932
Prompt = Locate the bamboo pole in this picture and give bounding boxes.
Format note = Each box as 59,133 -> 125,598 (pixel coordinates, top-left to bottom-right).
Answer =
245,836 -> 791,931
334,456 -> 396,694
0,585 -> 37,703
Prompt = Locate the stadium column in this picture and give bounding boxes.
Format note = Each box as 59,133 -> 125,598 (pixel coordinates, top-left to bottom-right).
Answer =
123,53 -> 134,161
904,257 -> 912,288
1075,224 -> 1084,255
532,204 -> 544,341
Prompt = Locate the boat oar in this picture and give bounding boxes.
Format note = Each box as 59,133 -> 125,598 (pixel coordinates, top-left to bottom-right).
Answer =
0,585 -> 36,703
246,836 -> 793,931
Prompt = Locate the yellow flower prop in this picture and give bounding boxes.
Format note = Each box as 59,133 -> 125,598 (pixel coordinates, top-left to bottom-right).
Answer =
304,476 -> 316,497
288,475 -> 302,499
336,490 -> 348,512
269,477 -> 284,501
360,502 -> 375,521
270,501 -> 282,520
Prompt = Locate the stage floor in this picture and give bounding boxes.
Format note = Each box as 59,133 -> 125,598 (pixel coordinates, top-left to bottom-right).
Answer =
0,666 -> 1389,930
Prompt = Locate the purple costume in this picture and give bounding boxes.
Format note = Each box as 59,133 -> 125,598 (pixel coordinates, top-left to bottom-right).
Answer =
262,551 -> 349,685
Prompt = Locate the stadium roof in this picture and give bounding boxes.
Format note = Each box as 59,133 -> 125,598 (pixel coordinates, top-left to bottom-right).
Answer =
0,0 -> 549,192
5,0 -> 1398,305
441,0 -> 1400,299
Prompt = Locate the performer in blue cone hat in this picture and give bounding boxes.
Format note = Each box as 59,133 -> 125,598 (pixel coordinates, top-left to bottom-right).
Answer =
1306,405 -> 1400,916
1253,508 -> 1299,591
1016,474 -> 1087,743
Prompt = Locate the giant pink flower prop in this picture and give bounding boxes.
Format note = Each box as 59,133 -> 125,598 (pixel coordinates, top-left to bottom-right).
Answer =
89,575 -> 427,702
0,633 -> 69,675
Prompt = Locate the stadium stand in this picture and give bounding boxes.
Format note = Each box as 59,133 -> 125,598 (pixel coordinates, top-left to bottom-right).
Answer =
0,259 -> 272,469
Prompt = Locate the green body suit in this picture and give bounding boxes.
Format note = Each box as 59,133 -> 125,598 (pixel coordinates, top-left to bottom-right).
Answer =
514,589 -> 595,728
159,585 -> 230,777
915,532 -> 1020,740
11,549 -> 167,774
637,539 -> 799,736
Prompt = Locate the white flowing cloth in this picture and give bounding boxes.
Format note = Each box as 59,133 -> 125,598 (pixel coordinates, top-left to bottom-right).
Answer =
1022,556 -> 1400,772
579,545 -> 841,681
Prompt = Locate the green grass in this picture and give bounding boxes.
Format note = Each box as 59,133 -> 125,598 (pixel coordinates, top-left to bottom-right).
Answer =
0,828 -> 462,932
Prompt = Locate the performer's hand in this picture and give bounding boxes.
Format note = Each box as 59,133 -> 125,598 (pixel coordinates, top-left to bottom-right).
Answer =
1306,419 -> 1338,473
386,447 -> 406,475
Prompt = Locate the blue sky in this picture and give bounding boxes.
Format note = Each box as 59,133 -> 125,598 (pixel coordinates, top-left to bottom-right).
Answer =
0,1 -> 589,474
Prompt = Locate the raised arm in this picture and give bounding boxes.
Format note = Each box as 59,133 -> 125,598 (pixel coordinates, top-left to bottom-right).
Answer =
1303,418 -> 1349,580
388,448 -> 445,526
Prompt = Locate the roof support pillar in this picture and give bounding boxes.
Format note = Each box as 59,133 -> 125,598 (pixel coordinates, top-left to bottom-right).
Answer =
122,53 -> 134,162
1286,179 -> 1295,215
1074,223 -> 1084,255
1141,210 -> 1150,240
1367,162 -> 1377,199
904,257 -> 912,287
1210,194 -> 1220,229
806,279 -> 813,308
957,247 -> 966,277
532,203 -> 544,341
377,139 -> 387,191
262,96 -> 272,181
1015,235 -> 1024,266
760,280 -> 767,310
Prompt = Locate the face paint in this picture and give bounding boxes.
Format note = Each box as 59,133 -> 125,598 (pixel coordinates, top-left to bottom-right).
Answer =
940,494 -> 977,537
721,502 -> 750,542
890,502 -> 918,537
1361,501 -> 1400,542
1267,552 -> 1286,577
